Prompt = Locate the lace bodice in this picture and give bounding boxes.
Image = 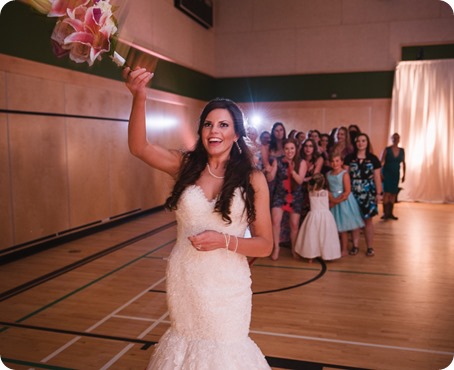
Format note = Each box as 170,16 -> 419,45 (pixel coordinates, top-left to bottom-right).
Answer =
174,185 -> 248,244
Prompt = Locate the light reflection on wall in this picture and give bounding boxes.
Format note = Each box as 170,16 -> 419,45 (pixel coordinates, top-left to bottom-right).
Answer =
146,114 -> 178,131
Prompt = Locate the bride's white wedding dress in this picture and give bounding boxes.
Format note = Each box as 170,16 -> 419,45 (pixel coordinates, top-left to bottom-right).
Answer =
147,185 -> 270,370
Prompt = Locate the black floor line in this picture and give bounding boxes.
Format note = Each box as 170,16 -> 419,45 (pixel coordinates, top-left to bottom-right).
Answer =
254,258 -> 327,295
0,320 -> 156,350
0,320 -> 371,370
266,355 -> 371,370
148,258 -> 327,296
0,221 -> 176,302
3,357 -> 76,370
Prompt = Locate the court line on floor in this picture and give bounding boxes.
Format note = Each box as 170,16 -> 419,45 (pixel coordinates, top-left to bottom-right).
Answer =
0,221 -> 176,303
253,258 -> 327,295
2,357 -> 76,370
251,329 -> 454,356
40,276 -> 167,364
100,311 -> 169,370
0,321 -> 154,348
254,262 -> 403,277
9,239 -> 175,325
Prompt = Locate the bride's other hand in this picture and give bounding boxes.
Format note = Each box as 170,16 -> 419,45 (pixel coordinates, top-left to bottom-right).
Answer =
188,230 -> 226,252
122,66 -> 154,97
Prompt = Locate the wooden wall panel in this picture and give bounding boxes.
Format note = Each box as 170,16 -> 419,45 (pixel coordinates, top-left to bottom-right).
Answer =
66,118 -> 111,227
7,73 -> 65,113
65,83 -> 130,119
0,114 -> 14,249
109,120 -> 147,216
9,115 -> 69,244
140,168 -> 173,210
240,99 -> 390,156
0,71 -> 6,109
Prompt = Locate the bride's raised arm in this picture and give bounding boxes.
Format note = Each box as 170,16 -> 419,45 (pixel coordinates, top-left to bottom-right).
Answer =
123,67 -> 183,178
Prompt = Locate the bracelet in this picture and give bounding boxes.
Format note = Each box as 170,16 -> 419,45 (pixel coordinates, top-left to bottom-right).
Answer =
233,235 -> 239,253
223,232 -> 231,250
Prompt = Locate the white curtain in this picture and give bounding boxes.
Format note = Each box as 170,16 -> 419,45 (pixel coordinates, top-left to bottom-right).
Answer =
389,59 -> 454,203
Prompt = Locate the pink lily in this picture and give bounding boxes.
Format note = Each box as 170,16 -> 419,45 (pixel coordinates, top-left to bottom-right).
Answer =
48,0 -> 91,17
61,5 -> 113,65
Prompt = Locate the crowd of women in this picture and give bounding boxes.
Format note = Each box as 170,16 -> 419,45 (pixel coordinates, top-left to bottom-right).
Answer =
123,68 -> 405,366
247,123 -> 406,262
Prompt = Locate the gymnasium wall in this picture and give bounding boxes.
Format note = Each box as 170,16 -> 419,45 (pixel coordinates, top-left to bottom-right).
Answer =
0,54 -> 204,251
1,0 -> 453,251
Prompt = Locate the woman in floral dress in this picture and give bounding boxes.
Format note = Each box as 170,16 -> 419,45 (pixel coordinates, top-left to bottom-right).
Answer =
344,133 -> 382,257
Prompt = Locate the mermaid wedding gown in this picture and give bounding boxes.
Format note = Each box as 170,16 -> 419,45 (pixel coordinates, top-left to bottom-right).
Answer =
147,185 -> 270,369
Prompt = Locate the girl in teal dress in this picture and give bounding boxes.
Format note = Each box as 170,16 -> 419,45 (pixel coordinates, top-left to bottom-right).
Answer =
326,153 -> 364,256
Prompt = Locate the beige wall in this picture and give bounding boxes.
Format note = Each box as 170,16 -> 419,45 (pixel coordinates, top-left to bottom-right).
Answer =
214,0 -> 454,77
240,99 -> 391,155
0,55 -> 203,249
116,0 -> 216,75
114,0 -> 454,77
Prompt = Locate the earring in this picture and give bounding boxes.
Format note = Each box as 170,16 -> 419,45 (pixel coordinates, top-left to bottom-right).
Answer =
235,140 -> 242,154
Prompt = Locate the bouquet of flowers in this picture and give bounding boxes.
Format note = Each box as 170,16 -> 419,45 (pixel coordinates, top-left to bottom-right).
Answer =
18,0 -> 125,67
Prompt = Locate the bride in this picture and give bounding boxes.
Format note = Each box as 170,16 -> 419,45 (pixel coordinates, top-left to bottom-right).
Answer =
123,67 -> 273,369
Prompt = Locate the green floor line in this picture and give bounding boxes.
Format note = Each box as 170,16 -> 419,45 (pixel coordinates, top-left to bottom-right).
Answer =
14,239 -> 175,324
254,263 -> 402,277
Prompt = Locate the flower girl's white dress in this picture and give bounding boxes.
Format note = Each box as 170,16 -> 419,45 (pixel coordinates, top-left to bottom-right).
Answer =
295,189 -> 341,261
147,185 -> 270,369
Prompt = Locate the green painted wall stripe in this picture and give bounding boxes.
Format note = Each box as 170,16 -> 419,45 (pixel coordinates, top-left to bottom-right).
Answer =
402,44 -> 454,61
214,71 -> 395,102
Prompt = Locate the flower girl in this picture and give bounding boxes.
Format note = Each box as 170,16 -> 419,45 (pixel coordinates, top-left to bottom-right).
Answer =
294,173 -> 341,261
326,153 -> 364,256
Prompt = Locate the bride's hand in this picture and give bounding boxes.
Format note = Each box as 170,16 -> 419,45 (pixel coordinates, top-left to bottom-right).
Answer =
122,66 -> 154,98
188,230 -> 226,252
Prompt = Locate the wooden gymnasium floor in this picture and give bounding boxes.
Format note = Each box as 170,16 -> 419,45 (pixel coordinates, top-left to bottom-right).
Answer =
0,202 -> 453,370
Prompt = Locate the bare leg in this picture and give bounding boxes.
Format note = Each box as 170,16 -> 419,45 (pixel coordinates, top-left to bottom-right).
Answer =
364,218 -> 375,256
289,212 -> 301,258
339,231 -> 348,256
271,207 -> 284,260
364,218 -> 373,246
352,228 -> 360,248
350,228 -> 361,255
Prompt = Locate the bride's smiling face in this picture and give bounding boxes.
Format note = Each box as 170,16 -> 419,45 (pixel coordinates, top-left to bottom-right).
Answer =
201,109 -> 238,156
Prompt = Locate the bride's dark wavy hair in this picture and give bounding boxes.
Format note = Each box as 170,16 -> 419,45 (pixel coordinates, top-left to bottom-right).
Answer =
164,98 -> 257,224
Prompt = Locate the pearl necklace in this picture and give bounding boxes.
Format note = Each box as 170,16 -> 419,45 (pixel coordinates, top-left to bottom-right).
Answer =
206,164 -> 225,179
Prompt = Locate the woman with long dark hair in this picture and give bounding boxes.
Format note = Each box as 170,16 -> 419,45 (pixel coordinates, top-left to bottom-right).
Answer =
124,67 -> 273,369
261,121 -> 286,174
266,138 -> 305,260
300,138 -> 324,220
